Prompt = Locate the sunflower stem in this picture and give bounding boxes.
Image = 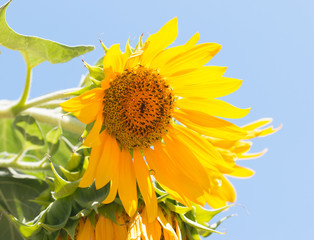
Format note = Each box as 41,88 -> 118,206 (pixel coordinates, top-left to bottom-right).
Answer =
11,65 -> 32,115
0,159 -> 50,171
22,87 -> 80,110
22,108 -> 85,135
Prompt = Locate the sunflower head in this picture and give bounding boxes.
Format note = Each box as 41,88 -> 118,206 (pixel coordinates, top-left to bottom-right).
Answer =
60,17 -> 279,221
103,65 -> 174,149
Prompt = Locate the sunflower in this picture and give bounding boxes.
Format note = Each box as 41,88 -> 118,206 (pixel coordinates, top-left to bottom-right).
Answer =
61,18 -> 275,221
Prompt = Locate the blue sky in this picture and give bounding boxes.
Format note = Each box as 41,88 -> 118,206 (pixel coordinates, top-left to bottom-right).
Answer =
1,0 -> 314,239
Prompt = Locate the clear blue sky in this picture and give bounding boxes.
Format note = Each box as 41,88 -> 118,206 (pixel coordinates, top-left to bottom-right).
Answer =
1,0 -> 314,239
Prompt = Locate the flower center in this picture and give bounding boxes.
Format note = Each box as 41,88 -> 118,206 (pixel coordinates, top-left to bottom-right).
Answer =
103,66 -> 174,149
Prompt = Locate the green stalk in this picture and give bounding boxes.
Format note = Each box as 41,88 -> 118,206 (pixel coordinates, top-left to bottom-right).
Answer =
11,65 -> 32,115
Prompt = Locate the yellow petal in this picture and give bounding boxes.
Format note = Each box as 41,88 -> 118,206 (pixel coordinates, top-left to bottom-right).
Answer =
102,44 -> 127,88
133,150 -> 157,222
118,150 -> 138,217
149,32 -> 200,70
96,216 -> 114,240
172,125 -> 234,173
242,118 -> 273,131
157,208 -> 178,240
177,98 -> 250,119
174,77 -> 242,99
174,109 -> 247,140
141,207 -> 162,240
237,148 -> 268,159
79,134 -> 107,188
77,218 -> 95,240
146,144 -> 205,206
141,17 -> 178,66
156,43 -> 221,77
84,112 -> 104,147
95,134 -> 120,189
168,66 -> 227,88
163,133 -> 211,191
185,32 -> 200,47
60,88 -> 104,124
228,165 -> 255,178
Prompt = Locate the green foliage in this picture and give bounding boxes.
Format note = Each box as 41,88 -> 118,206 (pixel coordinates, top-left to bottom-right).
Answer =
13,115 -> 45,149
0,1 -> 94,68
0,168 -> 49,240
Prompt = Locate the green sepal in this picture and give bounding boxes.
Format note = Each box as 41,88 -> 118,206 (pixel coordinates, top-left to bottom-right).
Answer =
59,166 -> 81,182
31,188 -> 53,208
98,202 -> 123,225
193,204 -> 233,226
179,213 -> 223,235
31,228 -> 60,240
83,60 -> 104,81
165,200 -> 191,215
65,152 -> 82,171
46,127 -> 62,156
50,162 -> 80,199
87,211 -> 97,228
202,214 -> 235,238
42,198 -> 72,232
63,219 -> 79,240
73,182 -> 110,209
70,208 -> 92,220
0,1 -> 94,69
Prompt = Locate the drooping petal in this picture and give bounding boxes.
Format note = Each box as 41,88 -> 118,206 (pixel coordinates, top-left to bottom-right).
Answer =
145,144 -> 205,206
157,208 -> 178,240
84,112 -> 104,147
95,133 -> 121,189
118,149 -> 138,217
141,207 -> 162,240
172,125 -> 234,173
174,109 -> 247,140
133,150 -> 157,222
79,132 -> 109,188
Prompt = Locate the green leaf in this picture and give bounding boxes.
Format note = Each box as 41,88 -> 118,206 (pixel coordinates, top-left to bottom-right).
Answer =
13,115 -> 45,149
0,168 -> 49,239
0,213 -> 24,240
0,1 -> 94,68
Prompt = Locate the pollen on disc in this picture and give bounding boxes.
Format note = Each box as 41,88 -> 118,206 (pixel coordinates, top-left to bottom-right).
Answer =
103,66 -> 174,149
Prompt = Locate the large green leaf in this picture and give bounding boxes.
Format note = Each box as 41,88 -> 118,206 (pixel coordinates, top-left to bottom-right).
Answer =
0,168 -> 49,240
0,1 -> 94,68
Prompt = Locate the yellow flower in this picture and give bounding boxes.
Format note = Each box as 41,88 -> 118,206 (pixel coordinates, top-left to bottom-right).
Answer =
61,18 -> 276,221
